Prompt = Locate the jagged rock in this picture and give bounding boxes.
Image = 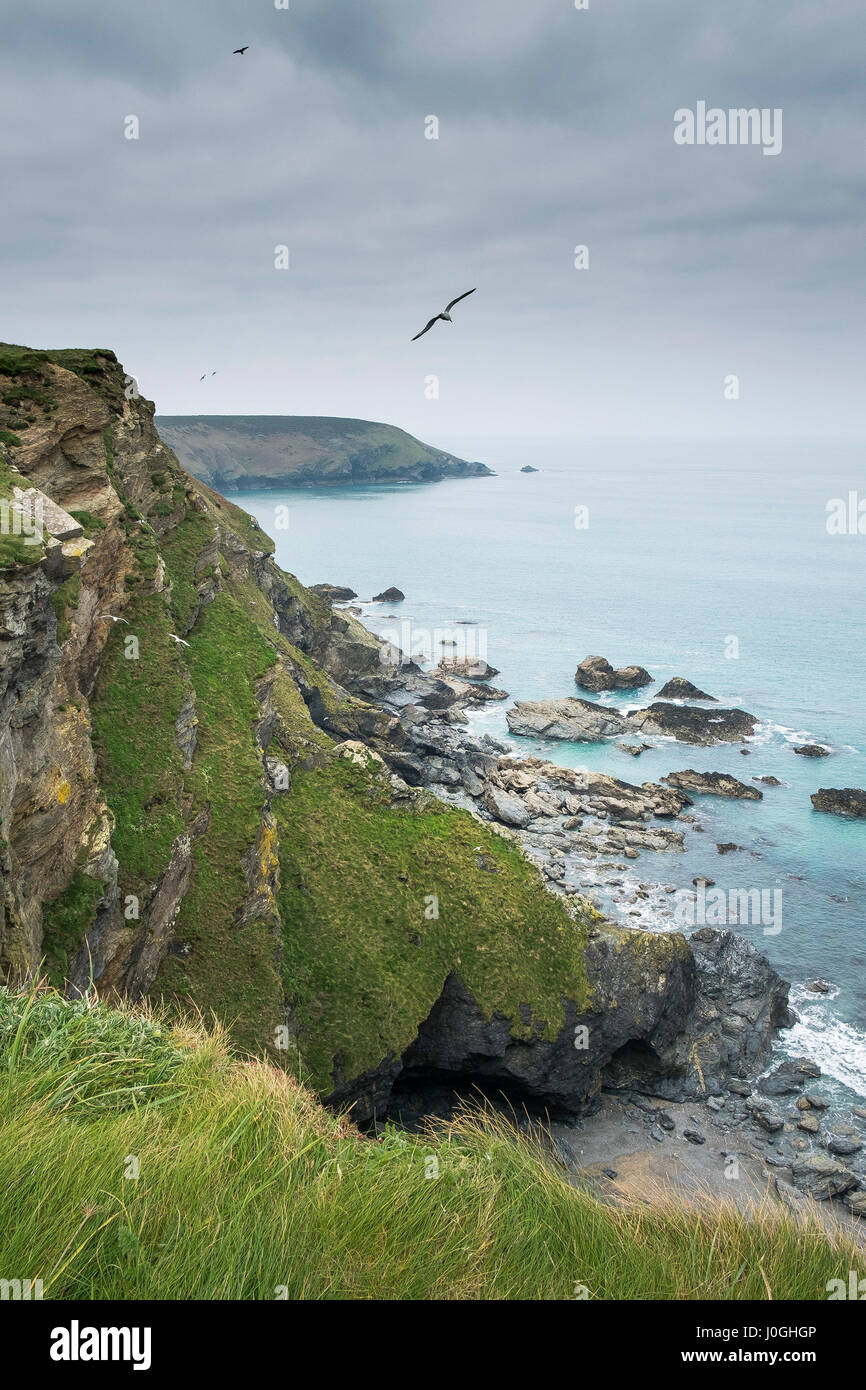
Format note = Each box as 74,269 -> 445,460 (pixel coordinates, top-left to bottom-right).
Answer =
827,1135 -> 863,1157
601,928 -> 790,1102
483,786 -> 530,828
174,689 -> 198,771
508,697 -> 758,746
716,842 -> 744,854
754,775 -> 781,786
811,787 -> 866,818
575,655 -> 651,692
436,657 -> 499,680
372,586 -> 404,602
507,697 -> 629,741
618,743 -> 650,756
629,702 -> 758,745
520,465 -> 538,473
759,1057 -> 821,1096
662,770 -> 762,800
790,1153 -> 859,1201
309,583 -> 357,603
793,744 -> 830,758
656,677 -> 717,701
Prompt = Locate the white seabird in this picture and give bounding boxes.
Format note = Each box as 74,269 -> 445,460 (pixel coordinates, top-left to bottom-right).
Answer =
411,289 -> 476,341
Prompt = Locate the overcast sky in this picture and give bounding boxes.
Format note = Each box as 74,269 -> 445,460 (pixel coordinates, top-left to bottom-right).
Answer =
2,0 -> 864,446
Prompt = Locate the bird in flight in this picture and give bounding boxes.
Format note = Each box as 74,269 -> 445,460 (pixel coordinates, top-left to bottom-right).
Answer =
97,613 -> 129,624
233,46 -> 249,55
411,289 -> 476,341
169,633 -> 191,648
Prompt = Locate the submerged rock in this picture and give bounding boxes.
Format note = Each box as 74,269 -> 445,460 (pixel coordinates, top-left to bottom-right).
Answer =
793,743 -> 830,758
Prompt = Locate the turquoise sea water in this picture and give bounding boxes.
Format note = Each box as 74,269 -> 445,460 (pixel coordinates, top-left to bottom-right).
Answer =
233,438 -> 866,1097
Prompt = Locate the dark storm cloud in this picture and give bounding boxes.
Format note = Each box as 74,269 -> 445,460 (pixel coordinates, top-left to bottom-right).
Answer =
0,0 -> 864,438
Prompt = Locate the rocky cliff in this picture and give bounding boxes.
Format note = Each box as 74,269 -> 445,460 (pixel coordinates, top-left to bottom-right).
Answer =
0,344 -> 786,1122
155,415 -> 492,490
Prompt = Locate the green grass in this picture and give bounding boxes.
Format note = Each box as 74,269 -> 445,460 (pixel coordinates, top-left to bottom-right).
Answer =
153,592 -> 282,1047
0,983 -> 857,1301
89,592 -> 187,892
275,754 -> 594,1092
39,872 -> 106,988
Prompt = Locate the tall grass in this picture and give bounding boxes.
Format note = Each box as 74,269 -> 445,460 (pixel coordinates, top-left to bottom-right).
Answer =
0,983 -> 859,1300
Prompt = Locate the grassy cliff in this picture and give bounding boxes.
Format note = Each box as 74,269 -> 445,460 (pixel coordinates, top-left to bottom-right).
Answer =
0,983 -> 856,1301
0,344 -> 589,1097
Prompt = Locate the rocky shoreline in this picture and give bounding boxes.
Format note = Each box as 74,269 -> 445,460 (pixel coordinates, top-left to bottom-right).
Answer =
324,604 -> 866,1219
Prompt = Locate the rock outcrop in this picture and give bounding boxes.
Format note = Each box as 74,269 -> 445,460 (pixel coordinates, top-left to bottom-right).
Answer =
656,677 -> 717,701
662,770 -> 763,800
507,697 -> 630,741
629,702 -> 758,745
507,697 -> 758,746
811,788 -> 866,818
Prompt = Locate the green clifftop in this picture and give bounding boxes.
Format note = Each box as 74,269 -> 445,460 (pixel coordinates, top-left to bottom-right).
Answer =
0,344 -> 608,1111
155,414 -> 493,490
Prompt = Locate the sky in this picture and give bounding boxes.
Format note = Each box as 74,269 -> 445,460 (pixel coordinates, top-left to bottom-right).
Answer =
1,0 -> 865,448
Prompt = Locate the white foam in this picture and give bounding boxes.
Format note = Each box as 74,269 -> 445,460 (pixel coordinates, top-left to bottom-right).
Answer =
783,998 -> 866,1098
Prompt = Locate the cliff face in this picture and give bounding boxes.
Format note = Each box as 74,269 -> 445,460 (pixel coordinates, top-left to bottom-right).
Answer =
154,415 -> 492,490
0,344 -> 777,1121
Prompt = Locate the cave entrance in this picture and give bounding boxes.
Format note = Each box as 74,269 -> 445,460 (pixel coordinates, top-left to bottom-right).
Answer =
600,1038 -> 665,1094
381,1066 -> 555,1132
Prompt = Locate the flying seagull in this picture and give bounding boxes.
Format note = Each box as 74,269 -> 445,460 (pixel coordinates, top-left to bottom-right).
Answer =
97,613 -> 129,624
233,46 -> 249,55
169,633 -> 191,648
411,288 -> 476,341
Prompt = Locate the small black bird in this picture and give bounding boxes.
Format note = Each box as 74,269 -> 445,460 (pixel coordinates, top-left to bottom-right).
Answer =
411,289 -> 476,341
233,46 -> 249,55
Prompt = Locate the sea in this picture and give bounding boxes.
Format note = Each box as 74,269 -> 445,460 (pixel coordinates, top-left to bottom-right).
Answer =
232,437 -> 866,1101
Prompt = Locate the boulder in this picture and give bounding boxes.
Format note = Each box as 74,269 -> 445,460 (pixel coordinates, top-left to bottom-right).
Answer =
436,657 -> 499,680
656,677 -> 717,701
483,785 -> 530,828
811,788 -> 866,818
575,655 -> 651,692
662,770 -> 762,800
790,1153 -> 859,1201
507,697 -> 629,742
309,583 -> 358,603
793,744 -> 830,758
